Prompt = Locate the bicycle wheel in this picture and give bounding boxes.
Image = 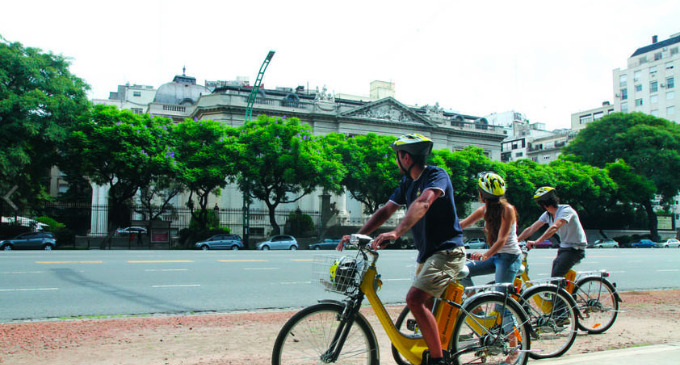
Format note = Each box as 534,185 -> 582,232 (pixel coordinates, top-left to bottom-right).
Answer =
451,293 -> 531,365
272,302 -> 380,365
391,306 -> 419,365
572,276 -> 619,334
520,285 -> 577,359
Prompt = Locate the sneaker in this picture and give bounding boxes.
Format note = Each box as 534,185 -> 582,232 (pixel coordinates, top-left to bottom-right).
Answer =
554,317 -> 571,327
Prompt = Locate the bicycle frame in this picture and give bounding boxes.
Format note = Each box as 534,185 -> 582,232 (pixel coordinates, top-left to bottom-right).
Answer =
356,248 -> 520,364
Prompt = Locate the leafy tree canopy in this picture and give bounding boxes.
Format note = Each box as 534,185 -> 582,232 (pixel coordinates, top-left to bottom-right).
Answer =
0,36 -> 89,208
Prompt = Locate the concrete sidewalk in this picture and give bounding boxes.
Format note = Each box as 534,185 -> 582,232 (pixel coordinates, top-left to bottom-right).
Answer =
534,342 -> 680,364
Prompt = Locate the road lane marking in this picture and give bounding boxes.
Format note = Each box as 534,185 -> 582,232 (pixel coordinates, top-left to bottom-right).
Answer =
151,284 -> 200,288
218,259 -> 268,262
0,271 -> 45,274
145,269 -> 189,272
244,267 -> 278,270
0,288 -> 58,292
128,260 -> 193,263
281,281 -> 313,285
656,269 -> 679,272
292,259 -> 315,262
35,261 -> 103,264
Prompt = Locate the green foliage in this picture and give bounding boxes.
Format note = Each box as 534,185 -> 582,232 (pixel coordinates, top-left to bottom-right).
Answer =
0,36 -> 89,207
286,209 -> 315,237
36,216 -> 66,231
235,115 -> 345,234
329,133 -> 398,214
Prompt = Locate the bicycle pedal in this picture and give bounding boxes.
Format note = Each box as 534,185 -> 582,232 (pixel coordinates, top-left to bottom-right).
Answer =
406,319 -> 418,331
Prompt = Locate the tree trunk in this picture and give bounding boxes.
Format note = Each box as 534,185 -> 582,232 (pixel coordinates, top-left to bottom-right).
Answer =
642,200 -> 659,241
266,201 -> 280,235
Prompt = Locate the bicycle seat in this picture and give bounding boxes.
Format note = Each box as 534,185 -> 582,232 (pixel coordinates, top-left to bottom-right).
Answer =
455,265 -> 469,280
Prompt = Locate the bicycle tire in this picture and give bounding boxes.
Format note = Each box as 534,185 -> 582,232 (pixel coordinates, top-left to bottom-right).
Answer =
451,292 -> 531,365
272,302 -> 380,365
572,276 -> 619,334
391,306 -> 419,365
520,285 -> 578,359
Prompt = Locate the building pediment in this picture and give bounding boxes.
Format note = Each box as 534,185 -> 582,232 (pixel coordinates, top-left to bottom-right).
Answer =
339,97 -> 436,127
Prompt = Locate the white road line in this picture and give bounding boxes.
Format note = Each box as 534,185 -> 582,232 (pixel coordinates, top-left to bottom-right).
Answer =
0,288 -> 59,292
145,269 -> 188,272
0,271 -> 45,274
656,269 -> 680,272
383,278 -> 412,281
151,284 -> 200,288
281,281 -> 313,285
244,267 -> 278,270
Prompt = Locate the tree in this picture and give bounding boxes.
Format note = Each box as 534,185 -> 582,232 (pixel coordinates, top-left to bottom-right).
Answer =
65,105 -> 176,230
563,112 -> 680,239
172,119 -> 239,231
0,36 -> 89,211
235,115 -> 345,234
328,133 -> 398,214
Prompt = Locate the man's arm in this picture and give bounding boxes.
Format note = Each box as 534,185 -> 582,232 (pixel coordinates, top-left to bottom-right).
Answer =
517,220 -> 544,242
336,201 -> 400,250
530,219 -> 567,246
371,188 -> 442,249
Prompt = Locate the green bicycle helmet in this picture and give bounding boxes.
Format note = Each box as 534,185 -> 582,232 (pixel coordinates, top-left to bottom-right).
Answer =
478,172 -> 506,197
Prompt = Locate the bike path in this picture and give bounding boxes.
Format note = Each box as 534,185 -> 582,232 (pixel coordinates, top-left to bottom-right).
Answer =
536,342 -> 680,364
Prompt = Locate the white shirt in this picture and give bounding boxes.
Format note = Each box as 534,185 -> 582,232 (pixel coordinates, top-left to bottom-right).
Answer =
539,205 -> 587,249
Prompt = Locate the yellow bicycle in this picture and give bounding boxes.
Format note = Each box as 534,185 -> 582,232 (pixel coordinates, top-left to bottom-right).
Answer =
272,234 -> 532,365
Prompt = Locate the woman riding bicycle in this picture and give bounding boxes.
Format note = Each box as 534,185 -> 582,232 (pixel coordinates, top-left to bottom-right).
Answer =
459,172 -> 522,289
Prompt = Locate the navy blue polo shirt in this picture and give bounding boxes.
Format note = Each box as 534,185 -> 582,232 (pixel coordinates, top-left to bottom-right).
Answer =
389,165 -> 464,263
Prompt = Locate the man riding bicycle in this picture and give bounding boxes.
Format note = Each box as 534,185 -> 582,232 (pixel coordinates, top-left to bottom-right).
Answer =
337,133 -> 465,365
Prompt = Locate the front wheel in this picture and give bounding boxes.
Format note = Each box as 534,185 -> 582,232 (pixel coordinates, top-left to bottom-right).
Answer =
451,293 -> 531,365
290,245 -> 297,251
520,285 -> 577,359
272,302 -> 379,365
573,276 -> 619,334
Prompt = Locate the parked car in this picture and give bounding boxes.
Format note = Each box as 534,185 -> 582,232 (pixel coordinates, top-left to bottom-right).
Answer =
588,239 -> 619,248
195,234 -> 243,250
632,239 -> 656,248
658,238 -> 680,248
257,235 -> 298,250
115,226 -> 147,236
309,238 -> 340,250
534,240 -> 557,249
464,238 -> 487,249
1,232 -> 57,250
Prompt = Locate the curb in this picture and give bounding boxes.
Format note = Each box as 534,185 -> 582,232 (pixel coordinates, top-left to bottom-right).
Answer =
535,342 -> 680,364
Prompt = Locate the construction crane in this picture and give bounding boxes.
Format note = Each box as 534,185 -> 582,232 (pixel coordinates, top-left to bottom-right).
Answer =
243,50 -> 275,247
245,50 -> 275,121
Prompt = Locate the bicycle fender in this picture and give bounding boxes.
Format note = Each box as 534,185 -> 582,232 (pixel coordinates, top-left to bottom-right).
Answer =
464,291 -> 532,324
317,299 -> 345,306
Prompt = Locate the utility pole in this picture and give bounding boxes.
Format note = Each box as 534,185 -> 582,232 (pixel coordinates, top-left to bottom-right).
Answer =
243,50 -> 275,248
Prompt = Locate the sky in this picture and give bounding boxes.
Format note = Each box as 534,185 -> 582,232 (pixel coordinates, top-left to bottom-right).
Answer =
2,0 -> 680,130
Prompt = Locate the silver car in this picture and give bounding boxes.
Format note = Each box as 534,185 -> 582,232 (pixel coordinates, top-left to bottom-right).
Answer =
1,232 -> 57,250
195,234 -> 244,250
257,235 -> 298,250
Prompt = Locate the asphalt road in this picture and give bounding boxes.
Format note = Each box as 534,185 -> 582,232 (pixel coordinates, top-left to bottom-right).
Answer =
0,247 -> 678,323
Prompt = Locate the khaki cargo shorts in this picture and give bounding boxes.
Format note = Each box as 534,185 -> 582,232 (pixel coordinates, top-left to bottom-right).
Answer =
413,247 -> 466,298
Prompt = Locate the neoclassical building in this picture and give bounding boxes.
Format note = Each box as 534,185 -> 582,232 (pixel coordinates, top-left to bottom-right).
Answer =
92,76 -> 507,238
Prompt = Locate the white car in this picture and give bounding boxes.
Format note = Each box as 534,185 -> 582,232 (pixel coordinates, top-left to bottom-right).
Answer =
659,238 -> 680,248
256,235 -> 298,250
588,239 -> 619,248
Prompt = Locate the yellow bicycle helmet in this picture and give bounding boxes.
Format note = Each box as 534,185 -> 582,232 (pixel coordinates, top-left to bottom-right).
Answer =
533,186 -> 556,201
390,133 -> 434,157
478,172 -> 506,197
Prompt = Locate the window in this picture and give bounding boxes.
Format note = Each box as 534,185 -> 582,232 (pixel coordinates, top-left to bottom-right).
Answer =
635,98 -> 643,106
593,111 -> 604,120
621,102 -> 628,112
131,108 -> 143,114
634,70 -> 641,82
515,152 -> 523,158
654,52 -> 662,61
639,56 -> 648,64
667,62 -> 675,70
133,91 -> 141,97
621,88 -> 628,100
651,109 -> 659,117
650,66 -> 657,75
672,47 -> 679,56
580,115 -> 593,124
650,81 -> 658,93
667,77 -> 675,89
619,74 -> 627,87
651,94 -> 658,104
668,106 -> 676,115
635,84 -> 642,92
667,91 -> 675,100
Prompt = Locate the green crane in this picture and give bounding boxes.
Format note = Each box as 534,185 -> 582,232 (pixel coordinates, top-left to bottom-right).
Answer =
243,50 -> 275,247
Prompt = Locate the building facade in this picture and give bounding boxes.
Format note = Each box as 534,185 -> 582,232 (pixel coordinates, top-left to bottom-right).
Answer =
90,76 -> 507,238
613,33 -> 680,122
570,101 -> 615,132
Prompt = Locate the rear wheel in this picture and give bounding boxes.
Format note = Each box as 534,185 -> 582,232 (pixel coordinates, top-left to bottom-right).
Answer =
262,245 -> 270,251
290,245 -> 297,251
2,244 -> 12,251
43,245 -> 54,251
573,277 -> 619,334
520,285 -> 577,359
272,302 -> 379,365
201,245 -> 209,251
231,245 -> 239,250
451,293 -> 530,365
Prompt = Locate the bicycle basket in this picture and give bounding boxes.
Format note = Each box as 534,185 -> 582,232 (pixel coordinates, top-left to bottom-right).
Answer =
315,254 -> 366,294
